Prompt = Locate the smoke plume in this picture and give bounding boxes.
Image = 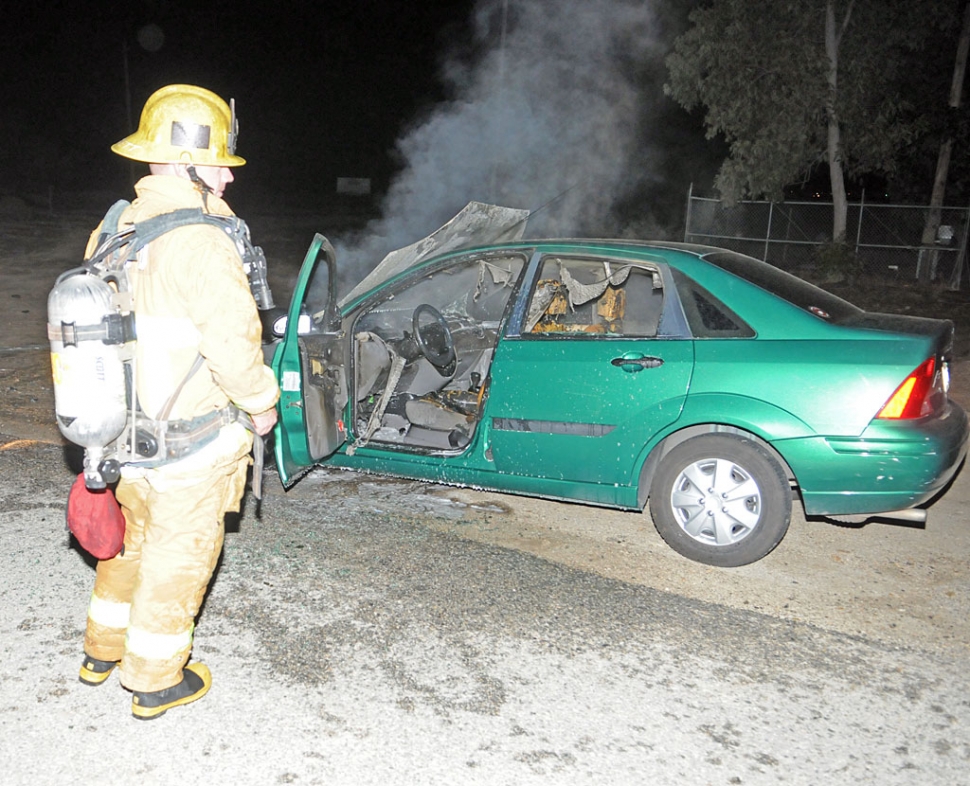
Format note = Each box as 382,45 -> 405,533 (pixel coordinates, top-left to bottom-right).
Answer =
339,0 -> 658,288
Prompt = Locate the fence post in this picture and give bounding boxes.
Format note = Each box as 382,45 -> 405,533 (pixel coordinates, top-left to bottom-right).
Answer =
855,189 -> 864,257
684,182 -> 693,242
947,202 -> 970,290
764,200 -> 774,261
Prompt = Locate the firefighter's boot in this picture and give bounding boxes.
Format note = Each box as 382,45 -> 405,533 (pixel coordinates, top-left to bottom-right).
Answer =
131,662 -> 211,720
79,654 -> 118,685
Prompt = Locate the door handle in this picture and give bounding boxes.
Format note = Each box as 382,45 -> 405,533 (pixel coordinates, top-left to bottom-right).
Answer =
611,355 -> 664,372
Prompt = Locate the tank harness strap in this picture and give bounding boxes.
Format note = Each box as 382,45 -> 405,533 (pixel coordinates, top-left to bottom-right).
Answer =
131,208 -> 228,248
126,404 -> 242,468
98,199 -> 131,244
127,355 -> 261,486
155,353 -> 206,422
46,312 -> 135,347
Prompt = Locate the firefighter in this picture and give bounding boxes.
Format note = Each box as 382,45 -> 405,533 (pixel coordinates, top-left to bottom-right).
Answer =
77,84 -> 280,719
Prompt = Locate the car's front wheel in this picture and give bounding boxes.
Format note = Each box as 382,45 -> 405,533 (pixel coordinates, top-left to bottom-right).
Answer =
648,434 -> 791,567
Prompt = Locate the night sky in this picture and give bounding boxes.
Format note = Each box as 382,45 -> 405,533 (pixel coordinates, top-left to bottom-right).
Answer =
5,1 -> 967,243
3,0 -> 724,261
3,1 -> 477,203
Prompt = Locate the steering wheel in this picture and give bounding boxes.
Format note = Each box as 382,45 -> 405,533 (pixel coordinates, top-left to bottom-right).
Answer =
412,304 -> 456,374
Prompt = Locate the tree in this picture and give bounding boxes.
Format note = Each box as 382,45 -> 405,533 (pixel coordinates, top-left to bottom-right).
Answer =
918,0 -> 970,284
664,0 -> 942,243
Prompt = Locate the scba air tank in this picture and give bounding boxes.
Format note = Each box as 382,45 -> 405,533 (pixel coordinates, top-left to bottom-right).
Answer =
47,273 -> 128,449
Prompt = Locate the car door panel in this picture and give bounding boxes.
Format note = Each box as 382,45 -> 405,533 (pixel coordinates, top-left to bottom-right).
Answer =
485,255 -> 693,487
273,234 -> 347,485
485,338 -> 693,486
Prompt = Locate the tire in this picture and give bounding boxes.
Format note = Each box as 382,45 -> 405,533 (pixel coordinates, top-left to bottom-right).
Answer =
648,434 -> 791,567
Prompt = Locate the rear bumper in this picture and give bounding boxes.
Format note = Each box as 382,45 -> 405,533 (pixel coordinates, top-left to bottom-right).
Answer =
776,400 -> 969,516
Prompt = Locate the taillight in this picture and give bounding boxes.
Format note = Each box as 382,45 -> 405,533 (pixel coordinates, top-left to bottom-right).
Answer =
877,357 -> 946,419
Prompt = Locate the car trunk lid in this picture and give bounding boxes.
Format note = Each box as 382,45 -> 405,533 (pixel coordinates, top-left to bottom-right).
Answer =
839,312 -> 954,357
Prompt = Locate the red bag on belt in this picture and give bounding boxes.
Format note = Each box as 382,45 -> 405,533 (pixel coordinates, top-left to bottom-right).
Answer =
66,474 -> 126,560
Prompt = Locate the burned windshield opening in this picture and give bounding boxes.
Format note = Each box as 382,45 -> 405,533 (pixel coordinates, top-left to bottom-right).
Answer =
348,253 -> 527,453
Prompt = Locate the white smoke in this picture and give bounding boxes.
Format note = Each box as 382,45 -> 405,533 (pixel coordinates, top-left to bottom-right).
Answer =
338,0 -> 657,289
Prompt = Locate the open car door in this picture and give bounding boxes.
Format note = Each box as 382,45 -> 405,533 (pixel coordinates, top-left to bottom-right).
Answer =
272,203 -> 528,486
272,234 -> 347,486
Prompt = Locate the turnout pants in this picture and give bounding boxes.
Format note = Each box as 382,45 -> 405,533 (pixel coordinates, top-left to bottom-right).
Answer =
83,444 -> 250,693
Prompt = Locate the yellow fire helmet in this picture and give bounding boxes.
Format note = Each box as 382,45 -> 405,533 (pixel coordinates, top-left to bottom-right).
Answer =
111,84 -> 245,167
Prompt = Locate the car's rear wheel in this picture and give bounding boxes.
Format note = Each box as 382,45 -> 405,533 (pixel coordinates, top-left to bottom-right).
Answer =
648,434 -> 791,567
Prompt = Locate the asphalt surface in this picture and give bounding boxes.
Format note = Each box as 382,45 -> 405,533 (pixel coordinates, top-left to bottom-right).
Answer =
1,436 -> 969,785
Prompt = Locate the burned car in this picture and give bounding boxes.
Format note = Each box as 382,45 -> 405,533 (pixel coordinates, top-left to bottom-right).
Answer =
270,204 -> 968,567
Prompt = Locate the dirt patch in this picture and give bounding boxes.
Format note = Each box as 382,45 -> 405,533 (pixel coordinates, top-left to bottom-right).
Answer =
0,349 -> 59,443
417,472 -> 970,654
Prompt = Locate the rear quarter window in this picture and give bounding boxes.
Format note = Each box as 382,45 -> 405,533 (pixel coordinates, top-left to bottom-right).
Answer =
670,268 -> 755,338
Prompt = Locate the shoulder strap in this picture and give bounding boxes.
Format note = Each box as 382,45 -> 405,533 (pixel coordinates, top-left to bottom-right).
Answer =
96,199 -> 131,246
129,208 -> 229,249
85,205 -> 233,271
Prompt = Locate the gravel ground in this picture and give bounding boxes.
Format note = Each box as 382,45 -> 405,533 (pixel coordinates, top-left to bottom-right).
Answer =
2,437 -> 970,785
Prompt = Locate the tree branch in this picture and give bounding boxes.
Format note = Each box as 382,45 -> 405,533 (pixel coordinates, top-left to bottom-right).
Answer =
836,0 -> 856,48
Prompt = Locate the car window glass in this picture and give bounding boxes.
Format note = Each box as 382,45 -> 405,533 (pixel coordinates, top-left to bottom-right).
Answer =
524,257 -> 664,337
702,250 -> 862,322
669,268 -> 755,338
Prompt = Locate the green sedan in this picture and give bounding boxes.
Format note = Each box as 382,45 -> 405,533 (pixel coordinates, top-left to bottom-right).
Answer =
270,206 -> 968,567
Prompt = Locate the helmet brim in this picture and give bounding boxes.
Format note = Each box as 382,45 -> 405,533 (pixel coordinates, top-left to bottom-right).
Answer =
111,136 -> 247,167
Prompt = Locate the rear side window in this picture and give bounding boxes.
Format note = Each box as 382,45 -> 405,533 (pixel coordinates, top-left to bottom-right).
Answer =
703,250 -> 862,323
670,268 -> 754,338
525,256 -> 665,338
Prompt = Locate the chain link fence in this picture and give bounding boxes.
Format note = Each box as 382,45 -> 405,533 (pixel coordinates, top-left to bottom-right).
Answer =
684,189 -> 970,288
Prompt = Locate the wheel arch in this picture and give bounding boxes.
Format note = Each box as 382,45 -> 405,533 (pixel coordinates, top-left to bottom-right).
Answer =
636,423 -> 796,510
